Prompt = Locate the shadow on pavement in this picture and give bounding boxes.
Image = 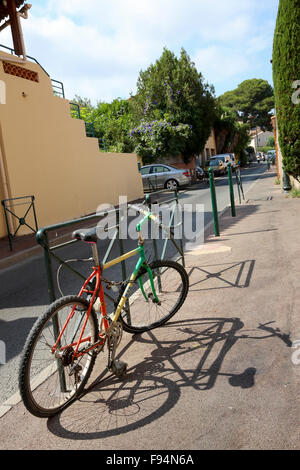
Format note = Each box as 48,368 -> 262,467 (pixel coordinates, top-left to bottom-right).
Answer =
46,316 -> 291,440
0,317 -> 37,363
187,259 -> 255,291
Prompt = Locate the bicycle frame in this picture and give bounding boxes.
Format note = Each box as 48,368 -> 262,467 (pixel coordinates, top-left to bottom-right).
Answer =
51,211 -> 159,360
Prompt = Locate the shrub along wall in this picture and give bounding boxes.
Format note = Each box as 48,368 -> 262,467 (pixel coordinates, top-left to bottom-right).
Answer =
272,0 -> 300,180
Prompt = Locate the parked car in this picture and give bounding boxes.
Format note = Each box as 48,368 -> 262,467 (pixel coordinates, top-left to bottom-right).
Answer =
267,150 -> 276,160
226,153 -> 237,169
205,157 -> 226,176
139,164 -> 191,191
207,154 -> 236,175
218,153 -> 237,170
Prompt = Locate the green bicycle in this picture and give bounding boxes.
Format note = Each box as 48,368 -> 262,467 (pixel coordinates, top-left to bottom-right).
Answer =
19,204 -> 189,417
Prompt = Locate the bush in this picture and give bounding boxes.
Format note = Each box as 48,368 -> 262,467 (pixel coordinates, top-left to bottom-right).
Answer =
131,48 -> 216,163
258,146 -> 274,153
129,119 -> 192,164
290,188 -> 300,198
272,0 -> 300,179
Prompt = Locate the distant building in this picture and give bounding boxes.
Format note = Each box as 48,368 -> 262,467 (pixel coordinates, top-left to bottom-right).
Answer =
197,130 -> 217,167
250,130 -> 274,152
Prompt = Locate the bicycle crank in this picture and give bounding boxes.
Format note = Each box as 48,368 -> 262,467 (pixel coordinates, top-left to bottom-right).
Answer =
107,321 -> 127,379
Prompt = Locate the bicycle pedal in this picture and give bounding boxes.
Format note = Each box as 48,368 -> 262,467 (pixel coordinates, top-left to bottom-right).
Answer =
110,359 -> 127,379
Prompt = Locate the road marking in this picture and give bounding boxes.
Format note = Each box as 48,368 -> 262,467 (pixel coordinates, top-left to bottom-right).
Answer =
0,390 -> 21,418
186,244 -> 231,255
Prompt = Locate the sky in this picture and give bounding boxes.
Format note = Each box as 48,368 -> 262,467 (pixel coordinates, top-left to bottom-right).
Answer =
0,0 -> 280,104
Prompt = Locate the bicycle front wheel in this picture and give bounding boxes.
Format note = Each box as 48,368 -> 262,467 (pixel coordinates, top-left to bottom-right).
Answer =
119,260 -> 189,334
19,295 -> 99,418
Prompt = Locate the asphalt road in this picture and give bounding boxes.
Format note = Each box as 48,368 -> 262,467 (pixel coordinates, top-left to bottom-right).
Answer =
0,162 -> 268,405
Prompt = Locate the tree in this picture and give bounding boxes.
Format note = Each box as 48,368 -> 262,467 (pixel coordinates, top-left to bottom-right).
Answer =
219,79 -> 274,129
71,97 -> 136,152
272,0 -> 300,179
130,48 -> 216,163
213,105 -> 250,165
72,95 -> 93,109
129,119 -> 192,164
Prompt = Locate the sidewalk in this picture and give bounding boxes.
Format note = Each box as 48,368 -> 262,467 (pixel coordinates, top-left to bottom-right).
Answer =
1,170 -> 299,450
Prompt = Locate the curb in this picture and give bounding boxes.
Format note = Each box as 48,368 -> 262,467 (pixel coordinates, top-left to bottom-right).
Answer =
0,244 -> 43,271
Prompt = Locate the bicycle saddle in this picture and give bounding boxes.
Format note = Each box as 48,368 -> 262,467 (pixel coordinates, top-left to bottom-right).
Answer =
72,227 -> 98,243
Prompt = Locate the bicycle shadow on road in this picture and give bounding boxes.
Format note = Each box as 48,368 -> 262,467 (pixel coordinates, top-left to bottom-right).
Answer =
186,259 -> 256,291
47,317 -> 291,441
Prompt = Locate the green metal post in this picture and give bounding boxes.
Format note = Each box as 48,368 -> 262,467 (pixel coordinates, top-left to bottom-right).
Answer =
208,168 -> 220,237
39,230 -> 56,303
282,170 -> 292,193
1,200 -> 13,251
236,173 -> 241,204
175,189 -> 185,267
116,210 -> 127,282
227,163 -> 236,217
38,230 -> 67,392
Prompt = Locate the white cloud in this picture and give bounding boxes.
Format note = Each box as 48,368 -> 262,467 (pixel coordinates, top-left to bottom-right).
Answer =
193,46 -> 251,85
0,0 -> 278,101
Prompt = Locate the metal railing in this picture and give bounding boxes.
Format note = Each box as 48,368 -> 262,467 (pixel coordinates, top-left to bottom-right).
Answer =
98,138 -> 107,152
235,167 -> 245,204
69,102 -> 108,151
70,102 -> 81,119
51,79 -> 65,99
1,195 -> 38,251
0,44 -> 65,98
85,122 -> 96,138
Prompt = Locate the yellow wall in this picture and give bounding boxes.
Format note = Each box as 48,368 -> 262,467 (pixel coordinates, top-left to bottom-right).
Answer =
0,167 -> 5,235
0,52 -> 143,238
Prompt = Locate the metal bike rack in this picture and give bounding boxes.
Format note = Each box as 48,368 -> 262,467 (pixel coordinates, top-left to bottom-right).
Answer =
145,189 -> 185,267
235,167 -> 245,204
1,195 -> 38,251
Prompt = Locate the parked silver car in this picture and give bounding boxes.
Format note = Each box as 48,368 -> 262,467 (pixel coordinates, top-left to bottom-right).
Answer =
140,164 -> 191,190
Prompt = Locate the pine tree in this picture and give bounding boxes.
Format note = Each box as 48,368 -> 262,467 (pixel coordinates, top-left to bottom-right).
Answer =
272,0 -> 300,179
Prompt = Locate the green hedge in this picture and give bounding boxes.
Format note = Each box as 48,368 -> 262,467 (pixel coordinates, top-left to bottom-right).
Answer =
272,0 -> 300,179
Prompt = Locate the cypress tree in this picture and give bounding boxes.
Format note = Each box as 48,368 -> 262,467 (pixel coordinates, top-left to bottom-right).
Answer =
272,0 -> 300,179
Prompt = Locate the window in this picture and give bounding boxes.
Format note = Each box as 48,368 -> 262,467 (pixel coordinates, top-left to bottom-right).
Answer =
140,167 -> 151,175
152,166 -> 169,173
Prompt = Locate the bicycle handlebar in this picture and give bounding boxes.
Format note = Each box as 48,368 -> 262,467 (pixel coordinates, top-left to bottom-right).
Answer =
127,203 -> 172,236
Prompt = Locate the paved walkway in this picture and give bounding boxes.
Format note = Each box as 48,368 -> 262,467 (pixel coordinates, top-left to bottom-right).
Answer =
0,169 -> 299,450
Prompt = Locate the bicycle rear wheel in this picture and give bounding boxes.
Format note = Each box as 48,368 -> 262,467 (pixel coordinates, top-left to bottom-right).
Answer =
19,295 -> 99,418
119,260 -> 189,334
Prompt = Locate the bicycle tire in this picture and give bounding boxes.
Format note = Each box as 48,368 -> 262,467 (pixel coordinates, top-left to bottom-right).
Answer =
119,259 -> 189,334
19,295 -> 99,418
